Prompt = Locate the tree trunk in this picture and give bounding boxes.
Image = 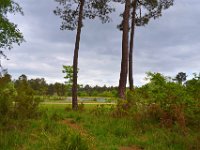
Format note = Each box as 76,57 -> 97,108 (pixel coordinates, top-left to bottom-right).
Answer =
72,0 -> 85,110
118,0 -> 131,99
129,0 -> 137,91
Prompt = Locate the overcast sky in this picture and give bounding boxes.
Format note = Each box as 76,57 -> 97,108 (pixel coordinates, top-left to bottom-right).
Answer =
2,0 -> 200,86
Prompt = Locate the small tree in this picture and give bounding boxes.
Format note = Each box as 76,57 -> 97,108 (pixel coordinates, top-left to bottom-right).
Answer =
62,65 -> 81,97
174,72 -> 187,85
14,74 -> 41,119
63,65 -> 73,85
62,65 -> 74,96
0,73 -> 16,119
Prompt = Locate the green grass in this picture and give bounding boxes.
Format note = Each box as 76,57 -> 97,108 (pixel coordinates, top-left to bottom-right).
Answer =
0,106 -> 89,150
41,104 -> 200,150
0,104 -> 199,150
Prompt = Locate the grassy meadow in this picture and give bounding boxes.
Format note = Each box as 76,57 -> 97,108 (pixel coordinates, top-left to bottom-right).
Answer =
1,103 -> 199,150
1,72 -> 200,150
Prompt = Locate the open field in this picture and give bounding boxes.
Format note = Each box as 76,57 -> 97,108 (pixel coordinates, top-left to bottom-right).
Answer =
41,102 -> 116,105
41,96 -> 117,103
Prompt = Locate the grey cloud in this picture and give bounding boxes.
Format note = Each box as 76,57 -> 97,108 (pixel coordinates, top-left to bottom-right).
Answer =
3,0 -> 200,86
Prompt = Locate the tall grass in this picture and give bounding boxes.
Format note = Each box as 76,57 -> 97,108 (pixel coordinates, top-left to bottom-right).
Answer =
0,104 -> 199,150
0,106 -> 89,150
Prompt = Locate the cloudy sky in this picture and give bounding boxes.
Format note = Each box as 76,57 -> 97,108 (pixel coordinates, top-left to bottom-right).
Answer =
2,0 -> 200,86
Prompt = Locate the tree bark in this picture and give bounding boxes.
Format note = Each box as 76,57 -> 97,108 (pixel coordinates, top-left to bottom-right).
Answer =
118,0 -> 131,99
72,0 -> 85,110
129,0 -> 137,91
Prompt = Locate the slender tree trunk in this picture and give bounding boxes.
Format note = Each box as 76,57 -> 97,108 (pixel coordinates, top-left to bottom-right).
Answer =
118,0 -> 131,99
129,0 -> 137,91
72,0 -> 85,110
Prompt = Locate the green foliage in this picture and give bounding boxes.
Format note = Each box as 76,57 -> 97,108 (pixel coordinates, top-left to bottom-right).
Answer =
144,72 -> 193,108
135,0 -> 174,26
126,72 -> 200,129
10,73 -> 118,98
112,100 -> 131,117
14,74 -> 41,119
54,0 -> 114,31
116,0 -> 174,29
91,104 -> 111,116
53,82 -> 66,96
62,65 -> 75,96
28,78 -> 48,95
0,74 -> 16,119
0,0 -> 24,56
174,72 -> 187,85
62,65 -> 73,85
78,84 -> 118,97
186,73 -> 200,101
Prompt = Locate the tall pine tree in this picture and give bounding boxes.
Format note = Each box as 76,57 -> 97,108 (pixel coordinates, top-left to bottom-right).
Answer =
116,0 -> 174,98
54,0 -> 114,110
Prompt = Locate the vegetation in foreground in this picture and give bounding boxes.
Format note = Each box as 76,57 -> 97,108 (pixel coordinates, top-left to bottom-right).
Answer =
0,72 -> 199,149
1,103 -> 199,150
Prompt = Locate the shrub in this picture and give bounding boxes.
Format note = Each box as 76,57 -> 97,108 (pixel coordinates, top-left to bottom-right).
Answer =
127,72 -> 199,130
91,104 -> 109,116
186,73 -> 200,102
14,75 -> 41,119
112,100 -> 131,117
0,75 -> 17,121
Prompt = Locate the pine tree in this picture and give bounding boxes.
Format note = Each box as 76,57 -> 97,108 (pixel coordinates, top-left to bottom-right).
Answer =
54,0 -> 114,110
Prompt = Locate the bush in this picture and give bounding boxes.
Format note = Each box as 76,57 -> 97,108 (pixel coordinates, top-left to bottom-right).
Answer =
91,104 -> 109,116
0,75 -> 17,121
14,92 -> 41,119
186,73 -> 200,102
127,72 -> 200,130
112,100 -> 131,117
14,75 -> 41,119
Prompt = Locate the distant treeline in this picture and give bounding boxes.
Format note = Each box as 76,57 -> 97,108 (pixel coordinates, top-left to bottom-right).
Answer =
13,74 -> 118,97
27,71 -> 199,101
2,72 -> 200,99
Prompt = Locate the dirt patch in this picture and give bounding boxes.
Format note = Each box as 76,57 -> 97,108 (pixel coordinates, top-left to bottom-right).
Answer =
120,146 -> 142,150
60,119 -> 96,149
61,119 -> 88,136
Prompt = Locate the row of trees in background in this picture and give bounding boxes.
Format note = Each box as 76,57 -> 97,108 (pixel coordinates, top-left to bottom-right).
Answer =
13,74 -> 118,97
2,71 -> 197,98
